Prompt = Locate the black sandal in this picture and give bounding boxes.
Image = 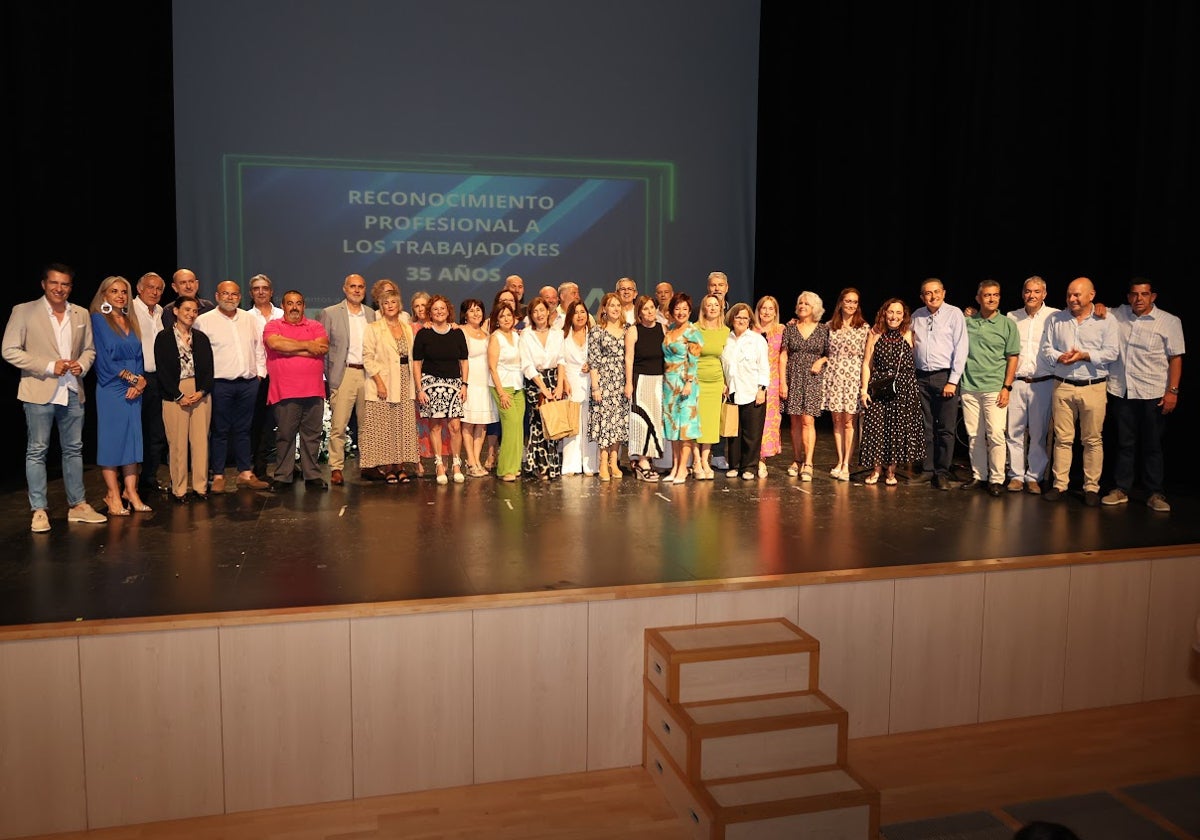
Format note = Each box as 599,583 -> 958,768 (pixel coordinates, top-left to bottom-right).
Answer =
636,464 -> 660,482
385,473 -> 399,484
397,472 -> 411,484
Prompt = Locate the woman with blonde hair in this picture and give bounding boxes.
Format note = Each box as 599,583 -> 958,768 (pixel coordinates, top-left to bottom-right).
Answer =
822,287 -> 870,480
90,276 -> 150,514
361,288 -> 419,482
587,293 -> 630,481
754,295 -> 786,477
693,293 -> 728,479
781,290 -> 829,481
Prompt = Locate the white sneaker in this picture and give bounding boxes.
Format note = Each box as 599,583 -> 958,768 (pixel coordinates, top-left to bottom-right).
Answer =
31,510 -> 50,532
67,502 -> 107,524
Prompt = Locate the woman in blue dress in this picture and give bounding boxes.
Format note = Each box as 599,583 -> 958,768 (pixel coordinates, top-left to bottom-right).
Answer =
661,293 -> 701,484
89,276 -> 150,514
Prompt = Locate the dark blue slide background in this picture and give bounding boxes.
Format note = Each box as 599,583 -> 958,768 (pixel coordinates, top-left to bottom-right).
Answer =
173,0 -> 760,310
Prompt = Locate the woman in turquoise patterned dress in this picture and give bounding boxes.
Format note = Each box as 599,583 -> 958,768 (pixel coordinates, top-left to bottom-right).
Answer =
661,293 -> 701,484
694,293 -> 729,480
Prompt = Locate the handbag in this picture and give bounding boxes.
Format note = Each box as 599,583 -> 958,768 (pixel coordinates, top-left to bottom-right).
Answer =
720,397 -> 739,437
539,398 -> 580,441
867,372 -> 898,401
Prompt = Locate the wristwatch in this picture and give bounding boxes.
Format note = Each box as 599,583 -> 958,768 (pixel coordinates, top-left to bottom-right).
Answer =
1167,386 -> 1180,394
1002,383 -> 1012,392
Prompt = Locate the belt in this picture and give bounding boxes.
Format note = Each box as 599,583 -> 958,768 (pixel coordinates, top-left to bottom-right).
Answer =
1016,375 -> 1053,383
346,363 -> 364,369
1054,376 -> 1107,386
916,368 -> 950,376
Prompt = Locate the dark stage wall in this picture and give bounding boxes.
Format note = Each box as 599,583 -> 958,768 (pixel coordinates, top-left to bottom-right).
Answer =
3,2 -> 1196,474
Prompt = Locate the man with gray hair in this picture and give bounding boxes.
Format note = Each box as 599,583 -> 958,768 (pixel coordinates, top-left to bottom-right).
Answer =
1005,276 -> 1058,493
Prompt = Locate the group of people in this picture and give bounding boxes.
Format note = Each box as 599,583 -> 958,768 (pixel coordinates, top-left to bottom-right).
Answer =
853,275 -> 1183,514
3,264 -> 1183,532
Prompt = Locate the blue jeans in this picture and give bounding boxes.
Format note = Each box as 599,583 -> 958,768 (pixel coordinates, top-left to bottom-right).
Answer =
24,391 -> 87,510
209,377 -> 259,475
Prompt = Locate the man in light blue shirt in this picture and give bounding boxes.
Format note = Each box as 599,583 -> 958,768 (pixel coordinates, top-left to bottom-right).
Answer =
1101,278 -> 1184,512
1039,277 -> 1119,505
911,278 -> 969,489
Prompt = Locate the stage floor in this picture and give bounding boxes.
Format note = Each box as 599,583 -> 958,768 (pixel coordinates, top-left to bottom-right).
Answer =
3,437 -> 1199,628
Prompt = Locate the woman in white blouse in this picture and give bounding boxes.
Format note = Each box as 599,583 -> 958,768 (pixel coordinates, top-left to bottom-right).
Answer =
720,302 -> 770,480
519,296 -> 566,480
560,300 -> 599,475
487,302 -> 524,482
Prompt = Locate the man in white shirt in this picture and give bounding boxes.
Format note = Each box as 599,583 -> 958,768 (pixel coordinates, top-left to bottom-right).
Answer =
1004,276 -> 1059,494
1102,278 -> 1185,513
246,273 -> 283,482
318,274 -> 376,485
131,271 -> 167,495
194,280 -> 269,492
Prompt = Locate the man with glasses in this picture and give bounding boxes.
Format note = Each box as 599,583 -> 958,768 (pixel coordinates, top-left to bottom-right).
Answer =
246,274 -> 283,483
911,278 -> 969,489
616,277 -> 639,324
194,280 -> 269,492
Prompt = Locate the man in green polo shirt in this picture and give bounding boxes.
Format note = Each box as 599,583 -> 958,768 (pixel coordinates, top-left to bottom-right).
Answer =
960,279 -> 1021,496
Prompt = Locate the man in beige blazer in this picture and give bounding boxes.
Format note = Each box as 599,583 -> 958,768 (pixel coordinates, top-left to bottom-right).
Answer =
2,263 -> 108,531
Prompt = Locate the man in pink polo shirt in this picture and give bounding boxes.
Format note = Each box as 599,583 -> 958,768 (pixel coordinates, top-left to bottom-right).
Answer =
263,290 -> 330,491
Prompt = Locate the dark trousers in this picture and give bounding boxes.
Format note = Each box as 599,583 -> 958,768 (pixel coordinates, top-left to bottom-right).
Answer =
140,374 -> 168,487
209,377 -> 259,476
726,399 -> 766,473
1111,395 -> 1167,495
273,396 -> 325,483
916,369 -> 960,476
250,376 -> 275,477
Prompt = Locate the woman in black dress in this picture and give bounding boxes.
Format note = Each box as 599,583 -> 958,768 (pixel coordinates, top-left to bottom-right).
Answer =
858,298 -> 925,485
412,294 -> 469,485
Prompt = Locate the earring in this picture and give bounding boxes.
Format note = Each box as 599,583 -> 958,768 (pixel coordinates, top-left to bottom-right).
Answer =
100,302 -> 113,314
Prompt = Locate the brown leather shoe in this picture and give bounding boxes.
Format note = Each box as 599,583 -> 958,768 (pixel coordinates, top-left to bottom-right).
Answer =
330,469 -> 344,486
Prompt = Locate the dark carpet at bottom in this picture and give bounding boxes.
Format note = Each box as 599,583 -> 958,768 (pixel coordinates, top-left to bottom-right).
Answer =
1004,791 -> 1176,839
1120,776 -> 1200,837
881,810 -> 1011,840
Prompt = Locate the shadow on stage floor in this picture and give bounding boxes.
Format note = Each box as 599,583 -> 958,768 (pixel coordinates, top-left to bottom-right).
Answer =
3,434 -> 1199,628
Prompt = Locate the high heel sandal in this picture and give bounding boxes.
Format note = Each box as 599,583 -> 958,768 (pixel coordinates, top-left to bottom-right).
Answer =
865,471 -> 880,485
105,497 -> 130,516
800,464 -> 813,482
435,456 -> 448,485
452,457 -> 465,484
121,492 -> 152,512
758,462 -> 768,478
635,463 -> 659,482
787,463 -> 799,477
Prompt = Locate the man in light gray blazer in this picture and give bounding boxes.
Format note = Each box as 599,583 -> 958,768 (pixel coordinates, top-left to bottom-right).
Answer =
317,274 -> 376,484
2,263 -> 108,531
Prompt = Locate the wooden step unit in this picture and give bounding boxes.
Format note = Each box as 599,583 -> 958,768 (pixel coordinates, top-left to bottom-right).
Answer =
643,618 -> 879,839
644,728 -> 880,840
644,682 -> 848,781
644,617 -> 820,704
